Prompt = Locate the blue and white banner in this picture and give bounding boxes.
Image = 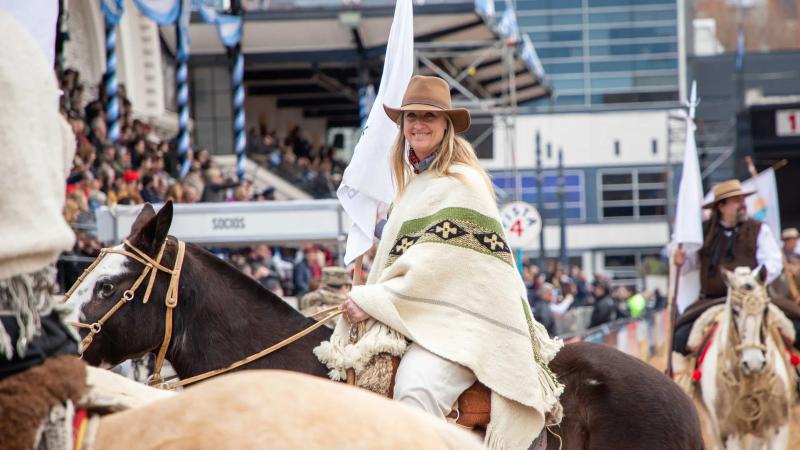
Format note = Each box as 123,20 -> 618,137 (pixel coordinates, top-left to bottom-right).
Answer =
474,0 -> 495,23
194,0 -> 243,47
743,168 -> 781,245
134,0 -> 181,24
520,34 -> 545,80
101,0 -> 125,25
496,4 -> 519,44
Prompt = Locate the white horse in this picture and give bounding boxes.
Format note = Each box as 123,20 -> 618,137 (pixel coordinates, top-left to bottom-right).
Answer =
692,266 -> 794,450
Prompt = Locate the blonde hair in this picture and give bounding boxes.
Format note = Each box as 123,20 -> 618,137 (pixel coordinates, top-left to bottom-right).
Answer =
390,115 -> 494,198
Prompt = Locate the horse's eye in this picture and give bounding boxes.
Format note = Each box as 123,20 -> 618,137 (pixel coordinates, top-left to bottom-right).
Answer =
99,282 -> 115,298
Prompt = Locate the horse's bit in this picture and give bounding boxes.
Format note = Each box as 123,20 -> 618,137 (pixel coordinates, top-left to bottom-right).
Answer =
63,238 -> 186,385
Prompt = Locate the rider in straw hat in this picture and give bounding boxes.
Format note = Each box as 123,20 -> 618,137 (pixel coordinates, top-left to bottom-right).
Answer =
672,179 -> 800,354
781,228 -> 800,263
315,75 -> 563,450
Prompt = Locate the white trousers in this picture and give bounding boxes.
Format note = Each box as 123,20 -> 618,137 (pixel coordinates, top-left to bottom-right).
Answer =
393,343 -> 477,419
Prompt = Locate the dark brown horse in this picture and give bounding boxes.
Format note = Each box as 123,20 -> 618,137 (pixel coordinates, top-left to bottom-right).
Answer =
71,202 -> 703,450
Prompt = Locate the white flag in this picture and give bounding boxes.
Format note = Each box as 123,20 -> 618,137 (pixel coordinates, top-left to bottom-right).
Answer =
742,168 -> 781,245
671,109 -> 704,312
337,0 -> 414,264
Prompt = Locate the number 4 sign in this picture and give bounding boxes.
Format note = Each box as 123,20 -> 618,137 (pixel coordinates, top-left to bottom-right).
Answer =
500,201 -> 542,248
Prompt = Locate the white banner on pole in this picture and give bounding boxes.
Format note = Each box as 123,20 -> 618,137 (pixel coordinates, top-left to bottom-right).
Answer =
337,0 -> 414,265
670,83 -> 704,313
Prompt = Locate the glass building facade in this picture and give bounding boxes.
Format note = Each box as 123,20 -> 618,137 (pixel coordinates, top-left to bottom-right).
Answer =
501,0 -> 680,110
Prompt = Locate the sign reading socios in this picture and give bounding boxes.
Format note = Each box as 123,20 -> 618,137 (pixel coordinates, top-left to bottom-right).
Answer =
500,201 -> 542,248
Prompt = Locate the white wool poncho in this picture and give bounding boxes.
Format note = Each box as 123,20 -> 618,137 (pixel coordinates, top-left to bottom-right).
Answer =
315,164 -> 563,450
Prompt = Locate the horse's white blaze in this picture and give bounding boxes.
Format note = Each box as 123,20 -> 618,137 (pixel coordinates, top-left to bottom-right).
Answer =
71,246 -> 130,321
740,314 -> 766,373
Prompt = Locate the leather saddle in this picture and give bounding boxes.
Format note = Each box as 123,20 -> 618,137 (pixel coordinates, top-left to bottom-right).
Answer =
386,356 -> 491,429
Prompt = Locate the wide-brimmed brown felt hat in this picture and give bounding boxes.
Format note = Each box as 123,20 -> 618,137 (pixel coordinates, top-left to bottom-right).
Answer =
702,179 -> 755,209
383,75 -> 471,133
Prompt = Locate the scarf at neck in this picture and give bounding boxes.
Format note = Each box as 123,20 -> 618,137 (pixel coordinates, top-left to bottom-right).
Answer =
408,148 -> 438,174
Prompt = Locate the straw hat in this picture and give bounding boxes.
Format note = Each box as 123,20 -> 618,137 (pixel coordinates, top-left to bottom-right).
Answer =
383,75 -> 471,133
782,228 -> 800,241
702,179 -> 755,209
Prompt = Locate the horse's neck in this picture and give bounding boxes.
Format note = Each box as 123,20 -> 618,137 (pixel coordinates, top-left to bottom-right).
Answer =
165,247 -> 332,379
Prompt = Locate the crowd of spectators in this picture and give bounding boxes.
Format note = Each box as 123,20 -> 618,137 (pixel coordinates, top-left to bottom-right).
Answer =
522,260 -> 667,337
55,66 -> 343,294
53,67 -> 668,320
246,125 -> 348,199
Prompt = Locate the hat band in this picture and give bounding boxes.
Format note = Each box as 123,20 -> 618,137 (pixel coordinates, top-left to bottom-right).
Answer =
715,188 -> 745,198
401,99 -> 449,110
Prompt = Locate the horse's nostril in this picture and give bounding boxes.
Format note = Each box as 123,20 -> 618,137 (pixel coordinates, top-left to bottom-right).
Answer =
743,361 -> 750,370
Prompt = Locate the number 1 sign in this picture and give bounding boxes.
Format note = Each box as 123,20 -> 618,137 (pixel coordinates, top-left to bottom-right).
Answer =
776,109 -> 800,137
500,201 -> 542,248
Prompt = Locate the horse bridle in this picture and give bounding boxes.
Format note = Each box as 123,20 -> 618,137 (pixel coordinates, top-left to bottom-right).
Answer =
63,238 -> 186,385
728,287 -> 770,353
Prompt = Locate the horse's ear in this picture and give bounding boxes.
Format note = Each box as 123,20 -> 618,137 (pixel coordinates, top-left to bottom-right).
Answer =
756,265 -> 768,284
132,202 -> 173,253
129,204 -> 156,237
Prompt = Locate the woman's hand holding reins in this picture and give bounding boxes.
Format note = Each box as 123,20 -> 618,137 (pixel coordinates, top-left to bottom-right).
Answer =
341,297 -> 370,323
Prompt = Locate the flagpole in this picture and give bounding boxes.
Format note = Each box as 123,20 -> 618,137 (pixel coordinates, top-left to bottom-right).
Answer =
666,244 -> 683,377
667,81 -> 699,377
744,156 -> 800,303
346,254 -> 366,385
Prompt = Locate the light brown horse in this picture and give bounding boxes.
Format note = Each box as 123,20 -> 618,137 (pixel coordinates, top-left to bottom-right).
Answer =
92,369 -> 484,450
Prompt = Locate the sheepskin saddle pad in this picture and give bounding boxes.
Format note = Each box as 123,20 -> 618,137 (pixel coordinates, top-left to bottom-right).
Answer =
0,355 -> 87,450
361,353 -> 491,429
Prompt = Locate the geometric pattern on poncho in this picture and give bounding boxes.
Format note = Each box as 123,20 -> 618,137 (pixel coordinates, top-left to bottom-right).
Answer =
386,207 -> 513,268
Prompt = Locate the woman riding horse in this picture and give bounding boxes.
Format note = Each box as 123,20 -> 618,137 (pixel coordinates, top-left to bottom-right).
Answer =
316,75 -> 563,450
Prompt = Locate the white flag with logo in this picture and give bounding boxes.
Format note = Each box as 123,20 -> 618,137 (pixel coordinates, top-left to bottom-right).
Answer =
337,0 -> 414,264
670,110 -> 704,312
742,168 -> 781,246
